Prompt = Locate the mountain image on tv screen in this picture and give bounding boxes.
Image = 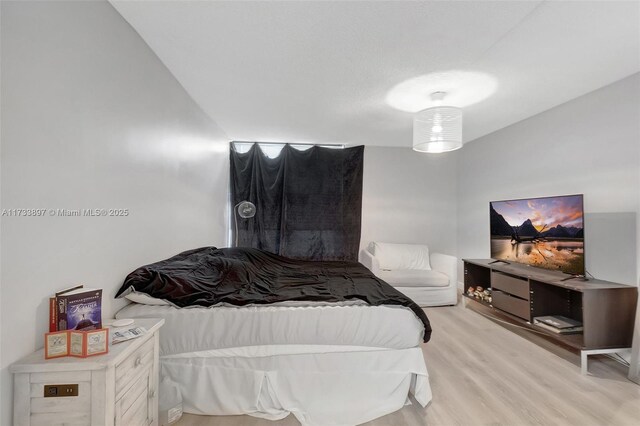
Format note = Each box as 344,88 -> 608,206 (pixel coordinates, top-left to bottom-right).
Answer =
490,194 -> 584,276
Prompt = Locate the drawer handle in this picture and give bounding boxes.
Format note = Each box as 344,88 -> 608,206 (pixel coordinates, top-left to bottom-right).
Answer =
149,389 -> 156,399
134,357 -> 142,367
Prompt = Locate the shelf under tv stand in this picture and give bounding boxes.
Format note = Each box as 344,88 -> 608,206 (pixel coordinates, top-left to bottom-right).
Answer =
463,259 -> 638,375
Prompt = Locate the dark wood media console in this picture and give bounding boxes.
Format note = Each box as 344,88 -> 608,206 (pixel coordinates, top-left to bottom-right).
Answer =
463,259 -> 638,374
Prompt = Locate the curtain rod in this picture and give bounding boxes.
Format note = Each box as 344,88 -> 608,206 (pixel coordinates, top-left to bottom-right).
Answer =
232,141 -> 345,147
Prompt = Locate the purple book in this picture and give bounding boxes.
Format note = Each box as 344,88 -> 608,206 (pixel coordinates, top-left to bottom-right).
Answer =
56,288 -> 102,331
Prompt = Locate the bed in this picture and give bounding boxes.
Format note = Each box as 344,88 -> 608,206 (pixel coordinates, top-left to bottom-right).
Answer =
115,247 -> 433,426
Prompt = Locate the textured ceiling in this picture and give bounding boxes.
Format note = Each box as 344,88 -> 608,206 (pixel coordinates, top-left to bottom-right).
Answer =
111,1 -> 640,148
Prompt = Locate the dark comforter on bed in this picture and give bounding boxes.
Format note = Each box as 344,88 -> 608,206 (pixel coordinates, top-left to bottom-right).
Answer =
115,247 -> 432,342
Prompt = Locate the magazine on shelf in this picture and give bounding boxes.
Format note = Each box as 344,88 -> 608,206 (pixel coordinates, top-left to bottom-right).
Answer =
533,316 -> 583,334
534,315 -> 582,329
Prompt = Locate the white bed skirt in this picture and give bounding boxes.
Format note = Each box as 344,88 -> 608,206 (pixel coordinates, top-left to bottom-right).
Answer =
161,347 -> 431,426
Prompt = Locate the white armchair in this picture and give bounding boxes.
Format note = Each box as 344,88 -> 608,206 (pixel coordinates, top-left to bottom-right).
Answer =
361,242 -> 458,307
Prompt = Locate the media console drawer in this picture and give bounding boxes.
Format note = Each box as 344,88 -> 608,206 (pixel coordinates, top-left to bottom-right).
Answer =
492,290 -> 530,321
491,271 -> 530,300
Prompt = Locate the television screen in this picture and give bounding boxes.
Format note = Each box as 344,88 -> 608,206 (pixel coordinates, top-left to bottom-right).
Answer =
490,194 -> 584,276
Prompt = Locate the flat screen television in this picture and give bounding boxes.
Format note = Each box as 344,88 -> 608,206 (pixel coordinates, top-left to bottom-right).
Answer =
490,194 -> 584,276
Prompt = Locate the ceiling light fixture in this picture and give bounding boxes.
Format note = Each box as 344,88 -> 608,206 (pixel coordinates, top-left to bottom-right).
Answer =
385,70 -> 497,112
413,92 -> 462,153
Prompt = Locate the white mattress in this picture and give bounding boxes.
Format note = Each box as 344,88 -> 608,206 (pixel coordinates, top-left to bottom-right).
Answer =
116,302 -> 425,356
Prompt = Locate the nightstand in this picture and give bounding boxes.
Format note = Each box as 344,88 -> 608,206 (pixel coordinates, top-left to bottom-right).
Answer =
10,318 -> 164,426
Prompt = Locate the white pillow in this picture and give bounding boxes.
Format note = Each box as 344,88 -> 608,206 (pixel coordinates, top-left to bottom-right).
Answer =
125,291 -> 170,306
373,242 -> 431,271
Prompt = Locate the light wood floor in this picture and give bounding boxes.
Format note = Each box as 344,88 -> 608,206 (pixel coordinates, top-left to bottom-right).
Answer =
176,302 -> 640,426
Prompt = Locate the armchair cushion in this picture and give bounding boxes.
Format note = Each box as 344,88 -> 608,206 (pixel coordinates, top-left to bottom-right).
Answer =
377,269 -> 449,288
371,242 -> 431,271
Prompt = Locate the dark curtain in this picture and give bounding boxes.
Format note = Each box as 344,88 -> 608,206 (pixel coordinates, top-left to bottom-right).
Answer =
230,143 -> 364,261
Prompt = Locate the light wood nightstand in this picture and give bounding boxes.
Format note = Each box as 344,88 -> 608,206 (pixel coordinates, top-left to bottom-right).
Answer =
10,318 -> 164,426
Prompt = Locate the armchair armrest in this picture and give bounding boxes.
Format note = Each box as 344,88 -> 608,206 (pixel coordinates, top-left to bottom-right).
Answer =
430,253 -> 458,287
360,249 -> 381,275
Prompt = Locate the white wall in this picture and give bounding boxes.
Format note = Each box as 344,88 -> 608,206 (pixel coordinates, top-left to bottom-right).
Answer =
0,2 -> 229,423
457,73 -> 640,285
631,139 -> 640,377
361,146 -> 458,256
0,2 -> 3,422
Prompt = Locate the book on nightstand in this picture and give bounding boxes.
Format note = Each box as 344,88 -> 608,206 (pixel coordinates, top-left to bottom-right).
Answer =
48,296 -> 57,332
49,285 -> 83,332
56,287 -> 103,331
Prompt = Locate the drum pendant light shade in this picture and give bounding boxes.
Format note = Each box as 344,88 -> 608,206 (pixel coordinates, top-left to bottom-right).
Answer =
413,105 -> 463,153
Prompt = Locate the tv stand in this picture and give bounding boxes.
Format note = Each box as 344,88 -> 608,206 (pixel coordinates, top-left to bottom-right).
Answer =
488,259 -> 510,265
463,259 -> 638,375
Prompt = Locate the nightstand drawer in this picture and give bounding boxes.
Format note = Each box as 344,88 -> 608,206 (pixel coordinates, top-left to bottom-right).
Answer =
115,337 -> 154,395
